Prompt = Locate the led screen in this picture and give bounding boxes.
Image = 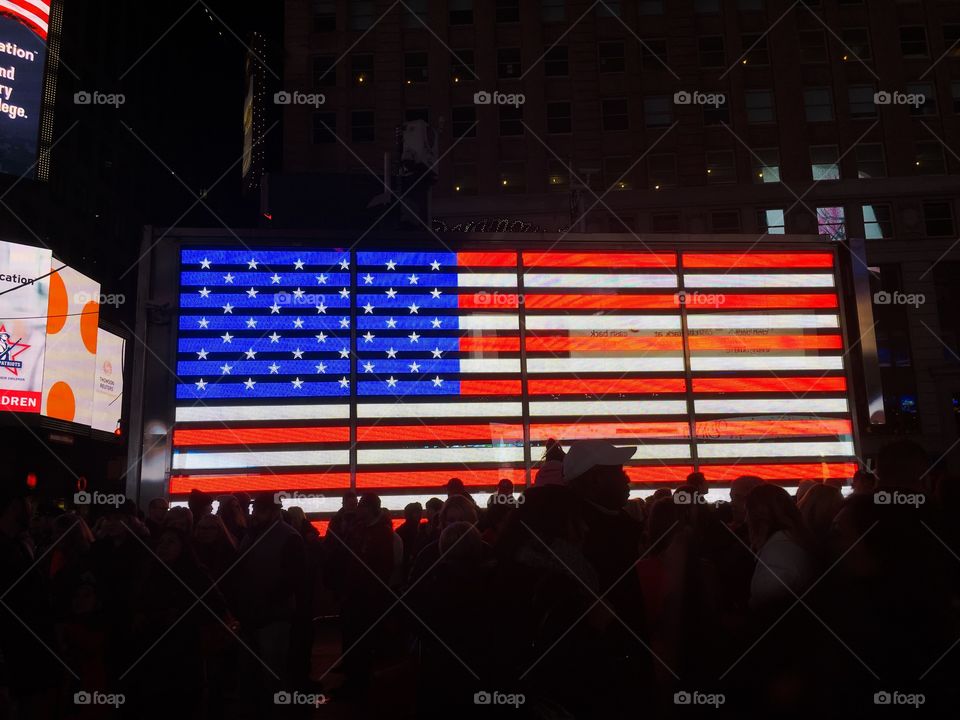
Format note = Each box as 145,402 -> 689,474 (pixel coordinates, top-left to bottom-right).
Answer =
90,328 -> 123,433
170,247 -> 857,501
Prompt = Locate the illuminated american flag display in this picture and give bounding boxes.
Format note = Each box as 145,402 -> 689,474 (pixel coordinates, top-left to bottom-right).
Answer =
170,246 -> 857,509
0,0 -> 50,39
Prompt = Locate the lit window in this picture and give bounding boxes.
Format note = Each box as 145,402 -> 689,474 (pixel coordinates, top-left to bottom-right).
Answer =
810,145 -> 840,180
752,148 -> 780,183
862,204 -> 893,239
404,52 -> 428,84
855,144 -> 885,178
817,206 -> 846,241
758,208 -> 786,234
547,158 -> 569,191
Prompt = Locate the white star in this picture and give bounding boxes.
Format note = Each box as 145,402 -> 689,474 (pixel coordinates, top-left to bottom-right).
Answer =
430,288 -> 442,299
315,332 -> 328,343
244,378 -> 256,390
223,273 -> 234,284
315,362 -> 327,374
248,258 -> 259,269
431,347 -> 443,358
195,378 -> 208,390
221,332 -> 233,343
408,331 -> 420,343
385,317 -> 398,329
432,376 -> 444,387
199,287 -> 211,298
245,348 -> 257,359
339,259 -> 350,270
246,317 -> 257,328
363,361 -> 375,373
270,273 -> 282,284
339,318 -> 350,329
316,274 -> 328,285
363,273 -> 374,285
294,259 -> 304,269
409,361 -> 421,373
246,287 -> 259,299
293,288 -> 305,299
222,303 -> 234,314
196,349 -> 208,359
293,317 -> 304,328
338,376 -> 349,388
363,302 -> 375,314
430,260 -> 441,271
408,303 -> 420,314
385,348 -> 397,360
198,317 -> 209,329
268,332 -> 281,343
292,348 -> 304,359
220,363 -> 233,375
431,317 -> 442,328
316,302 -> 327,314
385,259 -> 397,270
339,288 -> 350,299
268,362 -> 280,374
385,288 -> 398,299
292,377 -> 304,389
408,274 -> 419,285
362,331 -> 375,343
200,258 -> 211,269
269,303 -> 281,314
386,376 -> 398,387
338,348 -> 350,359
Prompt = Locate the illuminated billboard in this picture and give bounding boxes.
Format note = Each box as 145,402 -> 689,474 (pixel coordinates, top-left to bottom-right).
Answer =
91,328 -> 123,433
0,238 -> 50,412
0,0 -> 49,178
169,247 -> 857,500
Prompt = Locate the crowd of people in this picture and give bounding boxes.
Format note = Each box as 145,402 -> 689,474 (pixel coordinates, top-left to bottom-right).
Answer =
2,437 -> 960,718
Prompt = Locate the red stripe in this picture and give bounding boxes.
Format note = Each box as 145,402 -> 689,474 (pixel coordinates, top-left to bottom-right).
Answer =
459,336 -> 521,351
682,253 -> 834,269
528,378 -> 687,394
523,294 -> 678,310
522,252 -> 677,268
699,463 -> 857,481
173,426 -> 350,446
695,419 -> 853,438
5,1 -> 48,38
311,518 -> 407,536
358,424 -> 524,443
625,466 -> 694,483
688,335 -> 842,351
692,376 -> 847,393
169,472 -> 351,494
696,293 -> 838,309
530,421 -> 690,440
460,379 -> 522,395
525,336 -> 683,352
456,252 -> 517,267
357,468 -> 525,488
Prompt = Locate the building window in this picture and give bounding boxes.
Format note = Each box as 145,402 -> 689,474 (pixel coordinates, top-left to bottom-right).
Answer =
496,0 -> 520,23
450,0 -> 473,25
758,208 -> 786,234
499,106 -> 524,136
651,213 -> 680,232
351,54 -> 374,86
498,48 -> 522,78
500,162 -> 525,192
848,85 -> 877,118
711,210 -> 741,233
745,90 -> 775,123
648,154 -> 677,189
699,37 -> 725,67
348,1 -> 375,30
952,81 -> 960,113
799,29 -> 827,62
907,82 -> 936,115
863,204 -> 893,240
703,102 -> 730,126
451,50 -> 475,84
405,108 -> 429,123
900,26 -> 928,58
944,25 -> 960,57
312,112 -> 336,144
404,0 -> 427,28
924,202 -> 955,236
312,0 -> 336,32
599,42 -> 626,73
871,264 -> 921,433
739,0 -> 764,10
644,96 -> 672,127
741,34 -> 770,65
855,144 -> 886,178
546,102 -> 572,133
706,150 -> 736,184
312,55 -> 336,88
817,206 -> 846,241
804,87 -> 833,121
451,106 -> 476,138
604,156 -> 633,190
545,46 -> 568,76
916,142 -> 946,174
542,0 -> 565,22
841,28 -> 871,61
453,163 -> 477,195
602,98 -> 629,131
638,0 -> 664,14
695,0 -> 720,12
641,39 -> 668,70
404,52 -> 428,84
547,158 -> 569,191
597,0 -> 621,16
810,145 -> 840,180
351,110 -> 375,142
752,148 -> 780,183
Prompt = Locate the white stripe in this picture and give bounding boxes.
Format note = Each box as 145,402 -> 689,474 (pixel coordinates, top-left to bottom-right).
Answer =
358,401 -> 522,418
0,0 -> 48,31
175,403 -> 349,422
529,400 -> 688,416
526,357 -> 683,373
697,441 -> 855,458
460,358 -> 520,373
456,273 -> 518,288
172,448 -> 348,470
458,315 -> 519,330
684,273 -> 835,288
691,356 -> 843,371
525,315 -> 681,330
358,446 -> 525,465
687,314 -> 839,329
523,273 -> 677,289
532,442 -> 691,460
695,398 -> 849,414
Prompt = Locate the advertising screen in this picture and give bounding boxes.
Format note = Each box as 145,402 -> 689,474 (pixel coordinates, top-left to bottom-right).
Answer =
41,263 -> 99,424
0,238 -> 50,412
0,0 -> 49,178
90,328 -> 123,433
169,247 -> 857,502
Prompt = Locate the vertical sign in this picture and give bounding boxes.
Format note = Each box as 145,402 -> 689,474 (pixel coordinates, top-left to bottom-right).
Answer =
91,328 -> 123,433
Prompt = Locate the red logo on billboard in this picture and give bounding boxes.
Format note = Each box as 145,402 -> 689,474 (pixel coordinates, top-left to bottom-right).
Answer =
0,324 -> 30,376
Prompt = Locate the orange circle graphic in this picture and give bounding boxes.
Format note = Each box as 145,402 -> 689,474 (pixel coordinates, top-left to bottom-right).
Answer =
47,381 -> 76,422
80,301 -> 99,354
47,271 -> 68,335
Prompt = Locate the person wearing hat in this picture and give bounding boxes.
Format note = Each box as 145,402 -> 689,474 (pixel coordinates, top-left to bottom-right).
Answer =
187,489 -> 213,526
